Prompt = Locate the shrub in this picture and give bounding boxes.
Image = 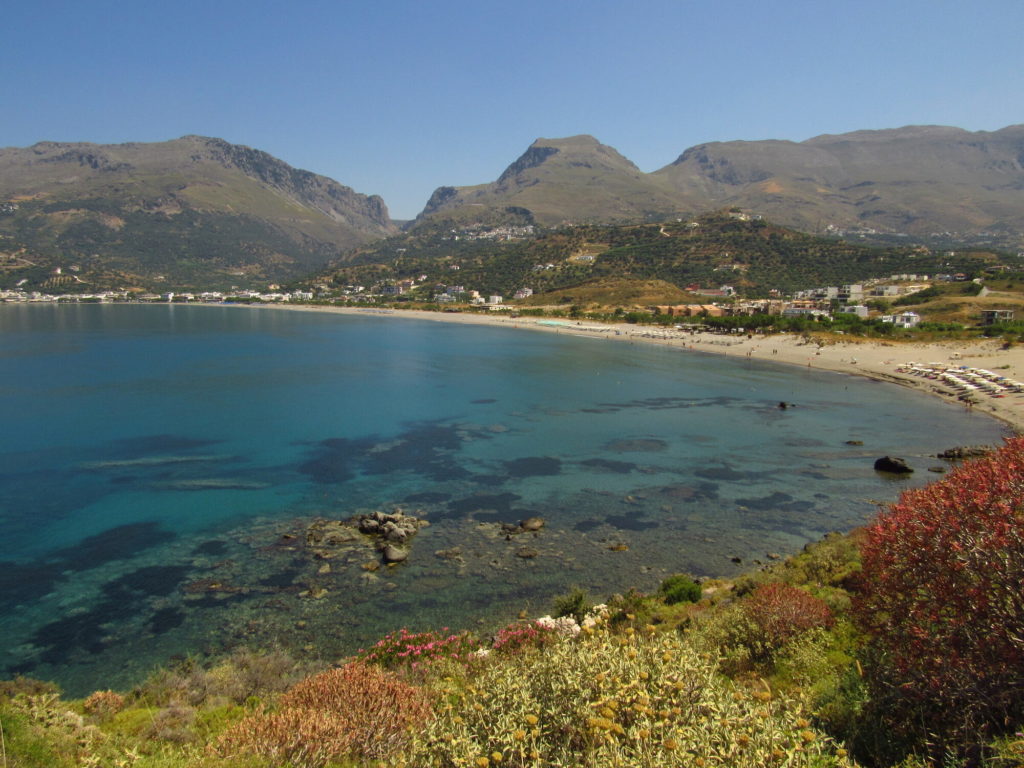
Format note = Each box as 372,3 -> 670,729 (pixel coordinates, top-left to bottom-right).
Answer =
492,621 -> 558,654
407,619 -> 852,767
144,702 -> 196,743
356,627 -> 480,668
658,573 -> 702,605
139,648 -> 306,707
82,689 -> 125,719
743,583 -> 834,650
552,586 -> 592,623
217,662 -> 431,767
854,436 -> 1024,761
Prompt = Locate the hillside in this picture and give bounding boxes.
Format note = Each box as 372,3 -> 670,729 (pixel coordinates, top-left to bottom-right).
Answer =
414,126 -> 1024,248
0,136 -> 397,291
322,213 -> 1005,303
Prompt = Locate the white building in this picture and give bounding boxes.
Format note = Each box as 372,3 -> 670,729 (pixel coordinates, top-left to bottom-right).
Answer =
881,311 -> 921,328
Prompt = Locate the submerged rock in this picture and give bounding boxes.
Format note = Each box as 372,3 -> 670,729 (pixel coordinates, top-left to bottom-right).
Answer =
382,545 -> 408,564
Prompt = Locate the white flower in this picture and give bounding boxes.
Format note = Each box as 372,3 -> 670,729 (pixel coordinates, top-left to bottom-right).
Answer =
535,615 -> 581,636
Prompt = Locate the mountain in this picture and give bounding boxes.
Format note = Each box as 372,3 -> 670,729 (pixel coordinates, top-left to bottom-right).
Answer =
653,125 -> 1024,238
416,135 -> 686,227
0,136 -> 396,290
415,126 -> 1024,245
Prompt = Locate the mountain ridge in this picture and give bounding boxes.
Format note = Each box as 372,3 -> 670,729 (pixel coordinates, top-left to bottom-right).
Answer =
416,124 -> 1024,244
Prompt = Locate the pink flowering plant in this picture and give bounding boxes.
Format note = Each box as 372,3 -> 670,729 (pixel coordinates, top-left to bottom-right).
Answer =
491,620 -> 558,655
356,627 -> 480,669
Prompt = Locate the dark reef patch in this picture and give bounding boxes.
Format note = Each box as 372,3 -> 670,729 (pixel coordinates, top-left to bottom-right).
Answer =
148,607 -> 185,634
471,398 -> 497,404
362,423 -> 471,482
470,474 -> 508,487
694,464 -> 750,482
258,568 -> 302,589
30,600 -> 128,663
504,457 -> 562,478
595,396 -> 739,413
657,482 -> 719,503
604,438 -> 668,453
735,491 -> 816,513
782,437 -> 827,448
403,491 -> 452,504
298,436 -> 373,484
0,560 -> 64,611
605,514 -> 659,531
192,540 -> 228,557
573,519 -> 603,533
580,458 -> 636,474
51,522 -> 176,572
443,492 -> 522,519
103,565 -> 192,599
107,434 -> 222,455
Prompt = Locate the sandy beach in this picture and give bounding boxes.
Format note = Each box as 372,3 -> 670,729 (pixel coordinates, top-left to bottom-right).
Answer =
259,304 -> 1024,435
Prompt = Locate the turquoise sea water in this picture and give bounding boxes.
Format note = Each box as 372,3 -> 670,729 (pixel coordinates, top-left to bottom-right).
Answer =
0,304 -> 1008,694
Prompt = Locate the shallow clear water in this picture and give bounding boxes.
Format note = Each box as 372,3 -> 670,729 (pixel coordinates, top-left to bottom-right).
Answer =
0,304 -> 1007,694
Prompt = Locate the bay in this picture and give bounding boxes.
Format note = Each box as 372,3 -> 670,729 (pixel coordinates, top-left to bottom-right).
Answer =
0,304 -> 1006,694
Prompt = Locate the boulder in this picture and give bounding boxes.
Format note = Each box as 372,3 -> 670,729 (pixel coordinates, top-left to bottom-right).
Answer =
874,456 -> 913,474
520,516 -> 545,532
382,545 -> 408,564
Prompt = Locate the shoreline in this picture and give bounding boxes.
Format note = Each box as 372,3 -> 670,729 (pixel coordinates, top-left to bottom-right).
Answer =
249,303 -> 1024,435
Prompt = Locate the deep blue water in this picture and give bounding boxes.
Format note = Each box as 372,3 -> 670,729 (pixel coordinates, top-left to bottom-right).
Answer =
0,304 -> 1007,694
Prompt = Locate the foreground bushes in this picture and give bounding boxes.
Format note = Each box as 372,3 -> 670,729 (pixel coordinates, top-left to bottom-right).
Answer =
408,620 -> 851,767
855,436 -> 1024,762
217,662 -> 431,767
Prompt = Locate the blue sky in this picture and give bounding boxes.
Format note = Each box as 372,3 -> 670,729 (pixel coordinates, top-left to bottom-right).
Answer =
2,0 -> 1022,219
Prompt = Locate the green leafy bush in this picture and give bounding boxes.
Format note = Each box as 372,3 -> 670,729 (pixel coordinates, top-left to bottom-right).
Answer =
553,586 -> 592,623
658,573 -> 702,604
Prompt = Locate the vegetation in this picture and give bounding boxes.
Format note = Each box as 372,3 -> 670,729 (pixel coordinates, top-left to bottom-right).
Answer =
855,437 -> 1024,763
657,573 -> 702,605
3,441 -> 1023,767
323,213 -> 1011,301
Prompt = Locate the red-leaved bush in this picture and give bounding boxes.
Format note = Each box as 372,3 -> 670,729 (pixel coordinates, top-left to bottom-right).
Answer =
854,436 -> 1024,759
216,662 -> 431,768
742,582 -> 834,647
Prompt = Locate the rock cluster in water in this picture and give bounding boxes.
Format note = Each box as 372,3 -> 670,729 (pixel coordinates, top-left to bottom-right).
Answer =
936,445 -> 992,460
304,509 -> 429,565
